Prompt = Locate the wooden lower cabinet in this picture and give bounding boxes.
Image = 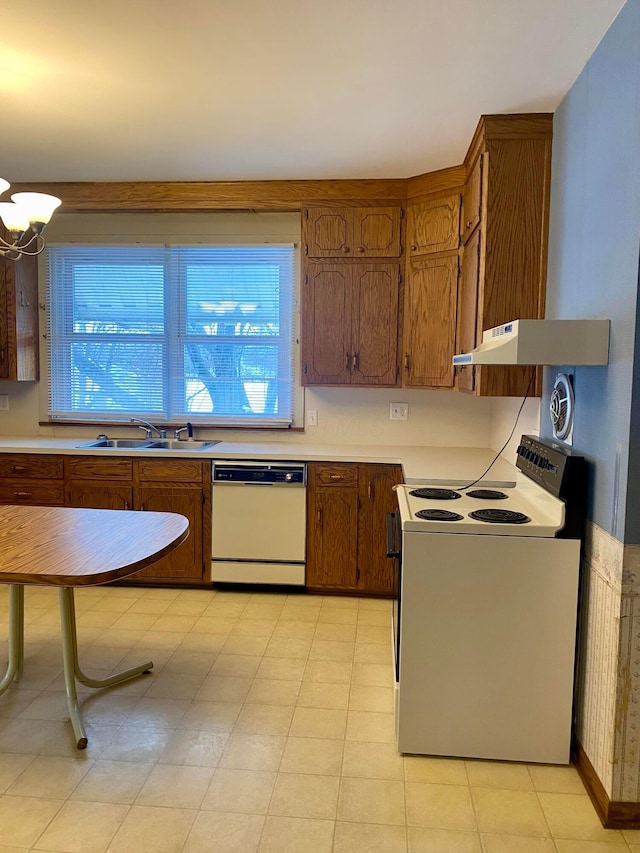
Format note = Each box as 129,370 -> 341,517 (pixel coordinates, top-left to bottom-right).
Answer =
357,463 -> 403,594
135,487 -> 204,581
64,455 -> 210,585
0,454 -> 65,506
307,484 -> 359,590
68,481 -> 133,510
306,462 -> 403,595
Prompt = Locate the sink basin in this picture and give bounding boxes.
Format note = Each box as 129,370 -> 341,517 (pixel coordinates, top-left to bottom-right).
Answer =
146,440 -> 219,451
75,438 -> 219,451
76,438 -> 155,449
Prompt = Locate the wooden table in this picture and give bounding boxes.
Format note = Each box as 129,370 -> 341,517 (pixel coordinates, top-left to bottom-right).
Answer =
0,504 -> 189,748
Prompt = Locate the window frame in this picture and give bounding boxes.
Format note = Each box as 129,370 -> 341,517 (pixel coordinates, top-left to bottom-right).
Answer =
41,229 -> 302,429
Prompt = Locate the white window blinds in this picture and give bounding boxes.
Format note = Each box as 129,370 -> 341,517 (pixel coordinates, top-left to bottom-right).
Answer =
48,244 -> 296,425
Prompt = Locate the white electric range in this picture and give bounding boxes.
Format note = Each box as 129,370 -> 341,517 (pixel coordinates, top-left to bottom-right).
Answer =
388,435 -> 586,764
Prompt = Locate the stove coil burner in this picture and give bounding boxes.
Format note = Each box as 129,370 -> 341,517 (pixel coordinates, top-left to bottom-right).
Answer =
410,488 -> 461,500
465,489 -> 508,500
469,509 -> 531,524
415,509 -> 464,522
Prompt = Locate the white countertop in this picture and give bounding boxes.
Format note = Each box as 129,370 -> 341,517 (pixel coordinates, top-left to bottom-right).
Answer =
0,437 -> 518,485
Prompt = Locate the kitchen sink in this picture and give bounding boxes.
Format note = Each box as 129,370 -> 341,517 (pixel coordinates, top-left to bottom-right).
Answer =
76,438 -> 155,449
76,438 -> 219,451
146,440 -> 219,450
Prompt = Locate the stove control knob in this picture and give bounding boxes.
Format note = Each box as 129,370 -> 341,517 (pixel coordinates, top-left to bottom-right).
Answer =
285,472 -> 293,482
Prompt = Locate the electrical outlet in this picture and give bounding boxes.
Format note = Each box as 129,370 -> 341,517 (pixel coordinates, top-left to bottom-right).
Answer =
306,409 -> 318,426
0,395 -> 9,411
390,402 -> 408,420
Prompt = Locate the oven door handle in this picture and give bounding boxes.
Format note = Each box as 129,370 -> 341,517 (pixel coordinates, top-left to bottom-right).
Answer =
386,512 -> 401,559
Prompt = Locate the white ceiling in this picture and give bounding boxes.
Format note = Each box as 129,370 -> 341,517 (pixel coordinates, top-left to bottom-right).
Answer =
0,0 -> 626,183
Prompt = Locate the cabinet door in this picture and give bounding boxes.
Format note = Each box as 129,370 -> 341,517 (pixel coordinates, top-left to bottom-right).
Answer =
304,208 -> 353,257
407,195 -> 460,257
306,486 -> 359,590
403,255 -> 458,388
68,482 -> 133,510
357,464 -> 403,595
353,207 -> 401,257
456,228 -> 481,393
462,153 -> 483,244
351,264 -> 399,386
301,265 -> 352,385
0,242 -> 39,381
135,487 -> 204,581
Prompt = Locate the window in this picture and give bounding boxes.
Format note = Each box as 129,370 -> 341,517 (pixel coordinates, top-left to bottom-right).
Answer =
48,244 -> 296,425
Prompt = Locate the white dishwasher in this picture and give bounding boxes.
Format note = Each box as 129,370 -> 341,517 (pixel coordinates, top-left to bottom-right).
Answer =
211,460 -> 307,585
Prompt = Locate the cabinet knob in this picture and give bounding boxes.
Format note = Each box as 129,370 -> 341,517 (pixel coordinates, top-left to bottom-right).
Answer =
404,353 -> 410,370
410,245 -> 417,251
465,220 -> 472,229
357,246 -> 365,253
342,245 -> 350,253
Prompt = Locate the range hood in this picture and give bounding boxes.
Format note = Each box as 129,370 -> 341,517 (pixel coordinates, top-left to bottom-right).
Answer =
452,319 -> 610,366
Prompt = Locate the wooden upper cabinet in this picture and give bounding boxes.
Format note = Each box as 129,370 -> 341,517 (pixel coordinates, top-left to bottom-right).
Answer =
304,206 -> 401,258
462,115 -> 552,397
352,207 -> 401,257
462,154 -> 483,244
407,194 -> 460,257
304,209 -> 351,257
0,243 -> 39,381
403,255 -> 459,388
455,228 -> 481,393
302,263 -> 400,387
351,265 -> 399,385
301,266 -> 352,385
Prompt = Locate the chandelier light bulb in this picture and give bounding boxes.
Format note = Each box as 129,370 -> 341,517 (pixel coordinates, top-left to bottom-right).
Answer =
11,192 -> 62,229
0,182 -> 61,259
0,202 -> 30,235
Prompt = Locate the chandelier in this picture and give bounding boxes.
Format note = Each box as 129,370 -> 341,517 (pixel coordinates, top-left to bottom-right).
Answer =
0,178 -> 61,260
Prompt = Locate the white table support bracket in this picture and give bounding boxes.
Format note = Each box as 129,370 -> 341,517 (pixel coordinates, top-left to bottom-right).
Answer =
0,584 -> 153,749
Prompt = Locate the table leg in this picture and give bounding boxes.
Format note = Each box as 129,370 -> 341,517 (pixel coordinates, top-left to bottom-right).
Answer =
58,587 -> 153,749
0,585 -> 24,694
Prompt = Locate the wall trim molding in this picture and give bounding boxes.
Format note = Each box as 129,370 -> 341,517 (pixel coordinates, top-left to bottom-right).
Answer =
574,740 -> 640,828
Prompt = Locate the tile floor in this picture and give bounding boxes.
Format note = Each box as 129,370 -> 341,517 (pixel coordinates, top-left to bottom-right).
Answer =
0,584 -> 636,852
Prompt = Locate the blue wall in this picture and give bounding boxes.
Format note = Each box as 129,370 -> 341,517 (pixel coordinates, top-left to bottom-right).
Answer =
541,0 -> 640,543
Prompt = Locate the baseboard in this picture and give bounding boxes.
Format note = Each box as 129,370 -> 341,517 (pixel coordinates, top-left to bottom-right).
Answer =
573,740 -> 640,828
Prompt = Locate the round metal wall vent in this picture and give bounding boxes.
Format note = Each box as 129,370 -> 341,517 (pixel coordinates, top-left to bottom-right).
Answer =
550,373 -> 574,442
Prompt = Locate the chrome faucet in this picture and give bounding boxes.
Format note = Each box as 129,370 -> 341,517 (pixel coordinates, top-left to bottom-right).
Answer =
174,422 -> 194,441
130,417 -> 167,439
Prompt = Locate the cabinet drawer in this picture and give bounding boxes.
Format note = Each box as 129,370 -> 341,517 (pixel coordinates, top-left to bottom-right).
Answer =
66,457 -> 133,481
137,459 -> 207,484
310,464 -> 359,487
0,455 -> 63,480
0,482 -> 65,506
